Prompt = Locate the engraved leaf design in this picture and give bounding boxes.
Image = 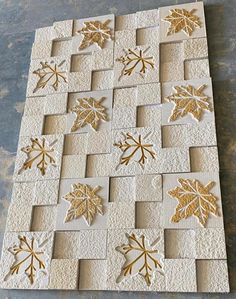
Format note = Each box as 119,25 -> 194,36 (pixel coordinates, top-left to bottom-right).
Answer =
18,137 -> 56,176
70,97 -> 108,132
33,60 -> 67,93
117,47 -> 155,79
114,132 -> 156,167
63,183 -> 103,226
77,19 -> 112,50
116,233 -> 164,286
8,236 -> 46,285
163,8 -> 201,36
168,178 -> 220,227
166,85 -> 212,122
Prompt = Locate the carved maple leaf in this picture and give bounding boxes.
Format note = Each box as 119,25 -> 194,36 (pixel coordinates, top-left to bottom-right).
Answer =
70,97 -> 108,132
116,233 -> 164,286
163,8 -> 201,36
77,19 -> 112,49
33,60 -> 67,93
117,47 -> 154,80
8,236 -> 46,285
63,182 -> 103,226
114,132 -> 156,168
168,178 -> 220,227
166,85 -> 212,122
18,137 -> 56,176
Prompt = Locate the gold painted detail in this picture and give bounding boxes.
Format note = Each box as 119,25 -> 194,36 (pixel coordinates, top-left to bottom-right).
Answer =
117,48 -> 154,79
19,137 -> 56,176
77,20 -> 112,49
33,60 -> 67,93
166,85 -> 212,122
63,182 -> 103,226
9,236 -> 45,285
70,97 -> 108,132
114,132 -> 156,167
116,233 -> 164,286
163,8 -> 201,36
168,178 -> 219,227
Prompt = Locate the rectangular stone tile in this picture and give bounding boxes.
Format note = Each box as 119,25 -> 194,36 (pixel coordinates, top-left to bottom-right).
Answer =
43,115 -> 67,135
183,37 -> 208,60
34,179 -> 59,205
136,174 -> 162,202
110,176 -> 135,202
190,146 -> 219,172
107,202 -> 135,229
5,202 -> 32,232
19,115 -> 44,137
53,231 -> 80,259
136,202 -> 163,228
44,93 -> 68,115
185,58 -> 210,80
61,154 -> 86,178
31,205 -> 57,231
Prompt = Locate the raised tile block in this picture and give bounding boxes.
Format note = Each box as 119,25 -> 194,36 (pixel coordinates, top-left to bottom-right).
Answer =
185,58 -> 210,80
184,37 -> 208,60
20,115 -> 44,137
61,154 -> 86,178
107,202 -> 135,228
34,180 -> 59,205
5,202 -> 32,232
112,106 -> 137,129
52,20 -> 73,39
44,93 -> 68,115
136,174 -> 162,202
110,176 -> 135,202
49,259 -> 79,290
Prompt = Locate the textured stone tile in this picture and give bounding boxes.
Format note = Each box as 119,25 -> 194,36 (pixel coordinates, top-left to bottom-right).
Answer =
0,231 -> 54,289
113,87 -> 137,107
26,57 -> 70,97
86,154 -> 112,177
161,42 -> 184,63
44,93 -> 68,115
110,176 -> 135,202
51,39 -> 73,57
92,70 -> 114,90
165,259 -> 197,292
73,14 -> 114,53
114,30 -> 136,48
79,260 -> 107,290
136,27 -> 159,46
52,20 -> 73,39
136,174 -> 162,202
93,48 -> 114,70
165,229 -> 196,258
61,154 -> 86,178
137,105 -> 161,128
137,83 -> 161,105
34,26 -> 52,43
53,231 -> 80,259
24,97 -> 45,116
190,146 -> 219,172
195,228 -> 227,259
68,71 -> 91,92
184,37 -> 208,60
64,133 -> 88,155
162,122 -> 217,148
136,202 -> 163,228
11,182 -> 35,205
31,41 -> 52,60
14,134 -> 64,182
34,180 -> 59,205
43,115 -> 67,135
163,172 -> 224,229
87,130 -> 111,154
5,202 -> 32,232
107,202 -> 135,228
115,14 -> 137,31
112,106 -> 137,129
161,78 -> 215,125
78,230 -> 107,259
19,115 -> 44,137
71,54 -> 93,72
114,45 -> 159,88
160,60 -> 184,82
106,229 -> 165,291
56,177 -> 109,231
159,2 -> 206,43
31,206 -> 57,231
136,9 -> 159,28
197,260 -> 229,292
49,259 -> 79,290
185,58 -> 210,80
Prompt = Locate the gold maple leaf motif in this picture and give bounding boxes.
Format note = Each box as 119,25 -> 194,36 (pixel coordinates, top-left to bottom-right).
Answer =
9,235 -> 46,285
168,178 -> 220,227
63,182 -> 103,226
77,19 -> 112,50
163,8 -> 201,36
116,233 -> 164,286
166,85 -> 212,122
70,97 -> 108,132
33,60 -> 67,93
117,47 -> 155,79
19,137 -> 56,176
114,132 -> 156,167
